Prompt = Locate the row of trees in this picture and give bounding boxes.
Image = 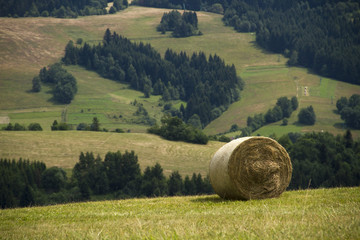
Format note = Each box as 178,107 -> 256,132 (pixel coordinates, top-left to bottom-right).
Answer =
222,0 -> 360,85
62,29 -> 243,127
0,0 -> 112,18
0,151 -> 213,209
33,63 -> 78,104
336,94 -> 360,129
132,0 -> 202,11
148,115 -> 209,144
157,10 -> 201,37
2,122 -> 42,131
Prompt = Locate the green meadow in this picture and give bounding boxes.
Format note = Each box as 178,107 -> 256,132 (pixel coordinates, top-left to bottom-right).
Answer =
1,187 -> 359,239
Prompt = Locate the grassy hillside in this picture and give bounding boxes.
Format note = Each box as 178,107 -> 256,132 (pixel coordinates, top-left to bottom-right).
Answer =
1,6 -> 360,137
0,131 -> 223,176
1,187 -> 359,239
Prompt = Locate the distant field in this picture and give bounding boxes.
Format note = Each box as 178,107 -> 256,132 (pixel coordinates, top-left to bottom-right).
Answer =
0,131 -> 223,176
1,187 -> 359,239
1,6 -> 360,137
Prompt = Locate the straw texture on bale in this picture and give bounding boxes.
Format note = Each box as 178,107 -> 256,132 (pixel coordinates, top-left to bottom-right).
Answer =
209,137 -> 292,200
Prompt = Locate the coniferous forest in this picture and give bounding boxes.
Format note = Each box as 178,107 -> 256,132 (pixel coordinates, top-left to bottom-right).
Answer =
63,29 -> 243,127
0,0 -> 128,18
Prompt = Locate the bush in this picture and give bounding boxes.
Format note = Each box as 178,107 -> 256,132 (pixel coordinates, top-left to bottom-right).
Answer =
298,106 -> 316,125
28,123 -> 43,131
77,123 -> 89,131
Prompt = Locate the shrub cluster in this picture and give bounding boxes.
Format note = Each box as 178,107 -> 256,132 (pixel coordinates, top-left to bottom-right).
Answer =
157,10 -> 201,37
148,115 -> 209,144
247,96 -> 298,132
33,63 -> 77,104
2,122 -> 42,131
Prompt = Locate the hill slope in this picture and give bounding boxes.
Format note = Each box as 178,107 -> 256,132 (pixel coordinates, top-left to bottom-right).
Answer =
1,187 -> 359,239
1,6 -> 360,137
0,131 -> 223,176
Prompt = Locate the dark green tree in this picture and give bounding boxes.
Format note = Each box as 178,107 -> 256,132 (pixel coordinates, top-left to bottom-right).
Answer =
298,105 -> 316,125
20,185 -> 35,207
32,76 -> 41,92
41,167 -> 67,193
28,123 -> 42,131
168,171 -> 184,196
91,117 -> 100,131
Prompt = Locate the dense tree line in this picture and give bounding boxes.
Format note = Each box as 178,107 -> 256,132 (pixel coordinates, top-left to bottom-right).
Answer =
157,10 -> 201,37
0,158 -> 46,208
132,0 -> 228,13
63,29 -> 243,127
221,0 -> 360,85
33,63 -> 78,104
0,0 -> 115,18
278,130 -> 360,189
132,0 -> 200,11
148,115 -> 209,144
336,94 -> 360,129
0,152 -> 213,209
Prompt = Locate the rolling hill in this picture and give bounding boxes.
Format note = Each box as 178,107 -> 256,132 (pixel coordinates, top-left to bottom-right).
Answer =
1,6 -> 360,172
0,187 -> 359,239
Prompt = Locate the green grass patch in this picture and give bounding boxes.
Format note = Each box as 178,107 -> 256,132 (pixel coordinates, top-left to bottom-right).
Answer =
0,187 -> 359,239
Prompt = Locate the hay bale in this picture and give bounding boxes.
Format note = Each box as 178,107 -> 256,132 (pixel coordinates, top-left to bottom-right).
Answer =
209,137 -> 292,200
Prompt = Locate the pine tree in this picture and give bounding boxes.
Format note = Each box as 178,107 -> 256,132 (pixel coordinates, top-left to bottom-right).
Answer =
20,185 -> 34,207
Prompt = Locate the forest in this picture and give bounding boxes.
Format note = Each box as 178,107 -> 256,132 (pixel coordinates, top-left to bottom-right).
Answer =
0,0 -> 122,17
63,29 -> 243,127
132,0 -> 360,86
222,0 -> 360,85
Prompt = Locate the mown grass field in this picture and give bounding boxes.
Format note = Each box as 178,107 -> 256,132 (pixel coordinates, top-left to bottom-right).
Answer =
0,187 -> 359,239
1,6 -> 360,137
0,131 -> 223,176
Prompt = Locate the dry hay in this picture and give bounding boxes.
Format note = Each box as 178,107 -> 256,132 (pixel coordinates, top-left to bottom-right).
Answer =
209,136 -> 292,200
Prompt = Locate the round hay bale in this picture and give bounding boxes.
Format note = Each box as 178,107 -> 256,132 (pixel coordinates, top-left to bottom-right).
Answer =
209,136 -> 292,200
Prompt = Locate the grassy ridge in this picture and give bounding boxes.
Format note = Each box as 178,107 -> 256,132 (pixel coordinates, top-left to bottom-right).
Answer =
1,187 -> 359,239
0,131 -> 223,176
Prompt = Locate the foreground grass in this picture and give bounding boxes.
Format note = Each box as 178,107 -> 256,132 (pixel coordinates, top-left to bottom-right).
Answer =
0,131 -> 223,176
0,187 -> 359,239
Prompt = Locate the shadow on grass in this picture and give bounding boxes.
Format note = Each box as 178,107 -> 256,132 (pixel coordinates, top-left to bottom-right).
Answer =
333,122 -> 347,130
